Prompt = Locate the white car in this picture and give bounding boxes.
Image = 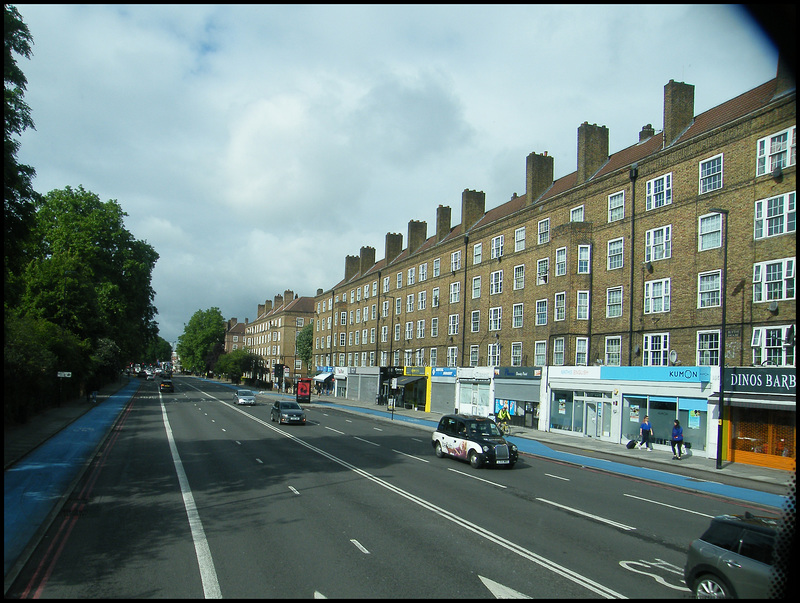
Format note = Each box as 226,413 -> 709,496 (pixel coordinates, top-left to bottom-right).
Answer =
233,389 -> 256,405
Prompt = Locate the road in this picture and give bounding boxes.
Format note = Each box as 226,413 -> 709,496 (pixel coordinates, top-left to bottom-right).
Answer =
7,376 -> 781,598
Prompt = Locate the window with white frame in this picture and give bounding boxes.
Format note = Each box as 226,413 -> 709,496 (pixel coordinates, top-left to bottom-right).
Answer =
608,191 -> 624,222
537,258 -> 548,284
536,299 -> 548,325
490,270 -> 503,295
471,310 -> 480,333
381,325 -> 388,343
396,272 -> 402,289
431,317 -> 438,337
511,342 -> 522,367
577,245 -> 591,274
753,258 -> 795,302
553,337 -> 565,365
407,267 -> 415,286
491,235 -> 504,259
646,173 -> 672,210
645,225 -> 672,261
395,298 -> 402,315
643,333 -> 670,366
754,192 -> 796,239
575,337 -> 588,365
756,126 -> 796,176
489,307 -> 502,331
393,323 -> 400,342
535,341 -> 547,366
383,276 -> 390,293
512,303 -> 523,328
538,218 -> 550,244
699,154 -> 723,194
416,320 -> 425,339
570,206 -> 584,222
447,346 -> 458,367
432,287 -> 439,307
488,342 -> 500,367
577,291 -> 590,320
556,247 -> 567,276
515,227 -> 526,252
605,336 -> 621,366
449,281 -> 460,303
418,290 -> 426,310
406,294 -> 414,313
381,300 -> 390,318
698,271 -> 721,308
451,250 -> 461,272
472,276 -> 481,299
433,258 -> 440,277
644,278 -> 671,313
469,345 -> 479,366
751,325 -> 795,366
363,284 -> 369,299
554,292 -> 566,321
473,242 -> 482,265
429,347 -> 437,367
419,263 -> 427,281
697,330 -> 720,366
607,286 -> 623,318
514,264 -> 525,289
448,314 -> 459,336
699,213 -> 722,251
607,238 -> 624,270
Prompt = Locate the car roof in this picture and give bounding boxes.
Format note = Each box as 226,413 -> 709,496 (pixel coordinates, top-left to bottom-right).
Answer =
710,514 -> 779,533
441,414 -> 493,421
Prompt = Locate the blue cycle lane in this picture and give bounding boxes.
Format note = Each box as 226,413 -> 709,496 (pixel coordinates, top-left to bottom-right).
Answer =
4,379 -> 139,580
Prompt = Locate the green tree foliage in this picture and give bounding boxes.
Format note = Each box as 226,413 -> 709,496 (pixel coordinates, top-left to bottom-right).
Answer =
143,336 -> 173,366
176,308 -> 225,374
19,185 -> 159,361
215,348 -> 261,385
296,320 -> 313,369
4,4 -> 39,303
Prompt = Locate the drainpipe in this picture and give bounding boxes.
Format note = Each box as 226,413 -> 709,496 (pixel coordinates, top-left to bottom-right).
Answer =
461,234 -> 469,366
628,164 -> 638,365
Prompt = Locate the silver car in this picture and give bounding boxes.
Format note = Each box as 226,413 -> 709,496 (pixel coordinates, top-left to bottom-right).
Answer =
233,389 -> 256,405
684,513 -> 777,598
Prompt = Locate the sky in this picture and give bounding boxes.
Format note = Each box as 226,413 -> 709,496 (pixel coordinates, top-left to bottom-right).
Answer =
14,4 -> 779,347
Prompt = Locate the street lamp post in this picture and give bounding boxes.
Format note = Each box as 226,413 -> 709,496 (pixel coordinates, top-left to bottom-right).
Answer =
710,208 -> 729,470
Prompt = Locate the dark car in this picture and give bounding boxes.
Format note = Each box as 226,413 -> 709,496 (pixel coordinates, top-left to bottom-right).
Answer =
270,400 -> 306,425
159,380 -> 174,393
684,513 -> 778,598
431,414 -> 518,468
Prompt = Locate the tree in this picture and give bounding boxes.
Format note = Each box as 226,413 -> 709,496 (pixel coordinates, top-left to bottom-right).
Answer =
19,185 -> 159,361
296,321 -> 313,372
176,308 -> 225,374
4,4 -> 39,305
143,336 -> 172,366
215,348 -> 261,385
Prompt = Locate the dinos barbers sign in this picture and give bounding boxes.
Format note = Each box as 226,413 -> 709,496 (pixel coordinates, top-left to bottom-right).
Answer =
724,367 -> 795,395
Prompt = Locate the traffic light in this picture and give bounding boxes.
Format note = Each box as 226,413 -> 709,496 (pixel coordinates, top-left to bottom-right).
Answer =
275,364 -> 284,379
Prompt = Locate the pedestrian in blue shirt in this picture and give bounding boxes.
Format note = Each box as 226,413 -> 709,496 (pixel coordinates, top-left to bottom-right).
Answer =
638,415 -> 653,450
671,419 -> 684,460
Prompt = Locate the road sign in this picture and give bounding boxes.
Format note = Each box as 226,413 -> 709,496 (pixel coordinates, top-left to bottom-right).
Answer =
57,371 -> 72,378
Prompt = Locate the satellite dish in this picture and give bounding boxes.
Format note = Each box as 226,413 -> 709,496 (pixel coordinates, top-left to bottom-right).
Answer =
669,350 -> 678,363
768,301 -> 779,312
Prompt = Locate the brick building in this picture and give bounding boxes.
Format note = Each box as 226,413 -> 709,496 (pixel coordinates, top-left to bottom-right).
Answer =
307,63 -> 794,468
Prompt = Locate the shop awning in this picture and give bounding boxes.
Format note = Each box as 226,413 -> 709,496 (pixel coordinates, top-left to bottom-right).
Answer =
395,375 -> 426,386
711,392 -> 795,412
313,373 -> 333,382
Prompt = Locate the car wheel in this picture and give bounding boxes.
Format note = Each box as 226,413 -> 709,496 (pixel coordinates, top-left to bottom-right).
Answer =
469,450 -> 482,468
693,574 -> 732,599
434,441 -> 444,458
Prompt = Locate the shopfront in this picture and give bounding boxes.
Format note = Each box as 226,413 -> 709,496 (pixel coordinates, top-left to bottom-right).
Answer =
334,366 -> 347,397
493,366 -> 543,429
393,366 -> 428,410
313,365 -> 334,395
430,367 -> 457,414
347,366 -> 379,404
455,366 -> 493,417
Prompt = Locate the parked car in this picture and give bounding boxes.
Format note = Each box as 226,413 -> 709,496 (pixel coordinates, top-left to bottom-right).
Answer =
159,380 -> 174,393
271,400 -> 306,425
684,513 -> 778,598
431,414 -> 518,468
233,389 -> 256,405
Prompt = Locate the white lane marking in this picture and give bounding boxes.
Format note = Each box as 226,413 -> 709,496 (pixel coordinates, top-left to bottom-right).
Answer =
184,382 -> 625,599
479,576 -> 532,599
256,458 -> 263,464
373,427 -> 383,432
160,402 -> 222,598
392,449 -> 429,463
350,539 -> 370,554
448,468 -> 507,489
536,498 -> 636,531
354,436 -> 379,447
623,494 -> 713,518
411,438 -> 424,443
324,426 -> 345,434
545,473 -> 570,481
289,486 -> 300,495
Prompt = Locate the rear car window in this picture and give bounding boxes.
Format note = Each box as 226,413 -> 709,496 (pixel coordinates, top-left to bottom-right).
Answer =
701,522 -> 743,552
739,530 -> 775,565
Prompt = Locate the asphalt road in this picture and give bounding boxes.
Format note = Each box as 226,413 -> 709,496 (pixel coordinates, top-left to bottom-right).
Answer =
7,376 -> 782,598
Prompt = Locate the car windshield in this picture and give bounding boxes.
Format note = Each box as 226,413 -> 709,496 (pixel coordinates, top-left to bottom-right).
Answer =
466,420 -> 501,436
281,402 -> 301,410
237,390 -> 253,396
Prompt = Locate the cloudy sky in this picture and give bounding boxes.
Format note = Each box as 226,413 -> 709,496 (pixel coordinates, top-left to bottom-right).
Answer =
14,4 -> 778,346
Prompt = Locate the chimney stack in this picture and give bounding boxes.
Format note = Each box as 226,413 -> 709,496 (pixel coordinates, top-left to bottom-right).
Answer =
639,124 -> 655,142
344,255 -> 360,281
407,220 -> 427,255
461,189 -> 485,233
577,122 -> 609,184
663,79 -> 695,147
385,233 -> 403,265
359,246 -> 376,275
436,205 -> 451,242
526,151 -> 554,204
